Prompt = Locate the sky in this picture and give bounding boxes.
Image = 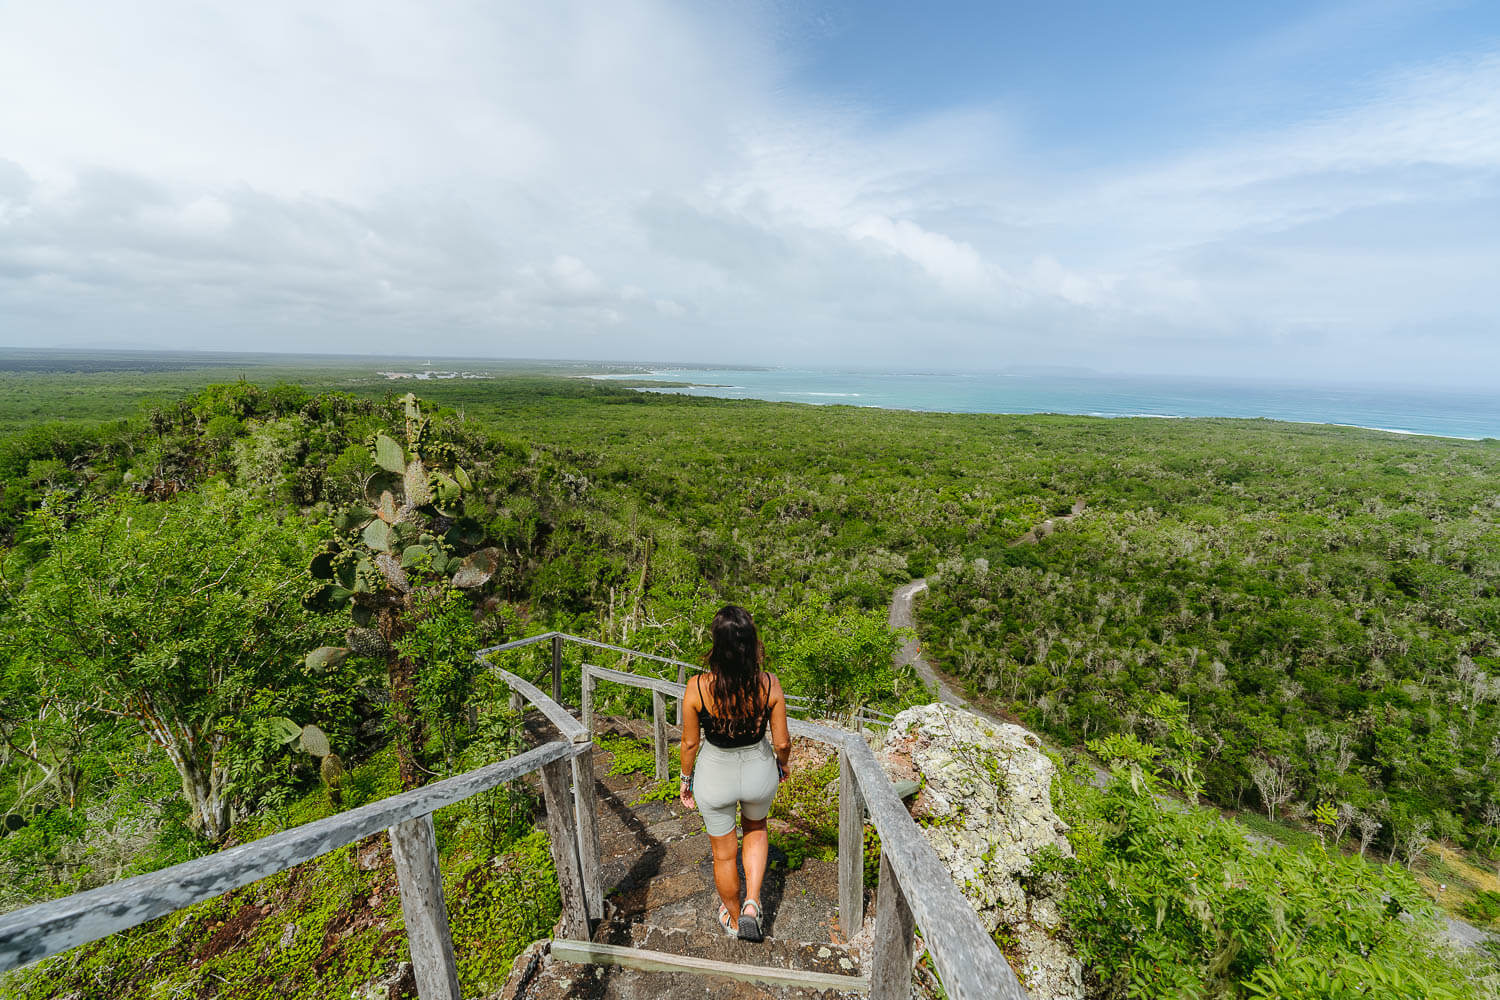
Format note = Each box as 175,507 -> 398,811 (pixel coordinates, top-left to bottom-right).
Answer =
1,0 -> 1497,385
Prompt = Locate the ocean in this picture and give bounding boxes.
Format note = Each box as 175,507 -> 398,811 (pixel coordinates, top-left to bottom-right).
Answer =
589,368 -> 1499,441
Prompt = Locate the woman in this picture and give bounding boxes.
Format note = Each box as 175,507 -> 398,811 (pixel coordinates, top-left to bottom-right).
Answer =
679,605 -> 792,941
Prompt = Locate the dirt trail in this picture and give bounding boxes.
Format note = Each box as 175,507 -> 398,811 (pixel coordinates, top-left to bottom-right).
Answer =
889,499 -> 1087,725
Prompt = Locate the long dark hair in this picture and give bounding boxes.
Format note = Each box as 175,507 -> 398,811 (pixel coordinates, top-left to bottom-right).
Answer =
705,605 -> 766,726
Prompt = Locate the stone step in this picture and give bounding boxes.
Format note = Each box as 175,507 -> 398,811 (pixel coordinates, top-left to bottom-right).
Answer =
500,712 -> 871,999
593,920 -> 864,979
598,847 -> 851,946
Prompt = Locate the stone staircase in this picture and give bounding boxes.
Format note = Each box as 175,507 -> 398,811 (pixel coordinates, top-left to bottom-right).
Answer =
498,719 -> 871,1000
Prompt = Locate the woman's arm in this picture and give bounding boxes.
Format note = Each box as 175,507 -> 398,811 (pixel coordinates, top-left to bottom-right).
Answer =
679,674 -> 701,808
767,674 -> 791,776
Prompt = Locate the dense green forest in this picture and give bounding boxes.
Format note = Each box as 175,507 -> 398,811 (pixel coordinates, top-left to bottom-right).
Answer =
916,421 -> 1500,864
0,357 -> 1496,998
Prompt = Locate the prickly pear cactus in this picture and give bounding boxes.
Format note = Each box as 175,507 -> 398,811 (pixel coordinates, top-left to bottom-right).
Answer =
299,724 -> 332,758
320,752 -> 345,788
345,627 -> 389,657
301,393 -> 499,791
269,719 -> 344,803
305,392 -> 494,625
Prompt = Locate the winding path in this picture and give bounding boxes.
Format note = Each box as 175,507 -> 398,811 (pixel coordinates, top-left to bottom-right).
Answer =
890,499 -> 1087,719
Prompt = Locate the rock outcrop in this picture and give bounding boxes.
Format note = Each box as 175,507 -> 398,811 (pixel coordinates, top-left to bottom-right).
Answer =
877,703 -> 1082,1000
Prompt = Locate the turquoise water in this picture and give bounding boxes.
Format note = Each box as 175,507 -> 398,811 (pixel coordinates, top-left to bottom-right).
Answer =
590,369 -> 1499,440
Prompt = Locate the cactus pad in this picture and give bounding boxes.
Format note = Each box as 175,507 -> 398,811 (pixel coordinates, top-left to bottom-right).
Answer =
308,545 -> 338,581
345,627 -> 389,656
450,547 -> 502,589
404,457 -> 431,507
446,518 -> 484,547
376,491 -> 398,524
372,433 -> 406,474
362,519 -> 394,553
375,552 -> 411,594
305,647 -> 351,673
299,724 -> 332,758
320,752 -> 346,788
332,505 -> 375,534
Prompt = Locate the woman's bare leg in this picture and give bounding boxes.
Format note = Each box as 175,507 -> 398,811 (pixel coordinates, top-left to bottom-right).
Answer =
708,830 -> 742,916
741,816 -> 769,907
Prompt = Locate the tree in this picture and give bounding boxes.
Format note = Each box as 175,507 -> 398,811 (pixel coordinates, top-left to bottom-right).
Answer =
1394,813 -> 1433,870
1356,809 -> 1382,860
1250,754 -> 1296,823
0,666 -> 106,813
4,484 -> 329,841
1333,800 -> 1357,845
1481,801 -> 1500,855
305,394 -> 499,790
773,599 -> 905,720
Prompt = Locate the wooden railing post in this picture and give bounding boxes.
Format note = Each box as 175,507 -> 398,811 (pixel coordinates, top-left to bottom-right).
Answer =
551,634 -> 564,704
838,748 -> 866,936
870,849 -> 916,1000
540,756 -> 589,940
652,690 -> 669,781
675,664 -> 687,725
571,747 -> 603,922
581,667 -> 595,736
388,814 -> 461,1000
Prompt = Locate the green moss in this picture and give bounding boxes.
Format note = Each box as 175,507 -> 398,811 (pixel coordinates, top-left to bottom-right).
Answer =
598,733 -> 668,778
447,829 -> 560,996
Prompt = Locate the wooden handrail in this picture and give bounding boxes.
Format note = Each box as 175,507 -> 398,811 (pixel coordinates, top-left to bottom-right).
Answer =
578,661 -> 685,698
844,737 -> 1027,1000
492,663 -> 605,927
7,632 -> 1026,1000
494,667 -> 590,744
475,631 -> 704,684
0,738 -> 581,975
571,656 -> 1027,1000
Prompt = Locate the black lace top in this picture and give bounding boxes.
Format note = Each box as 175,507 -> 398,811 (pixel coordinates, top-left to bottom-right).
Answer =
695,674 -> 770,749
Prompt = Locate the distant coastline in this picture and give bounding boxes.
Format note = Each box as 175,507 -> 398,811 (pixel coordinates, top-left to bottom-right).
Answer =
0,348 -> 1491,441
582,367 -> 1499,441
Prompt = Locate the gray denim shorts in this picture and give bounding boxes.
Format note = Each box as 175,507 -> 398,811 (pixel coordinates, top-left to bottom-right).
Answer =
694,738 -> 779,837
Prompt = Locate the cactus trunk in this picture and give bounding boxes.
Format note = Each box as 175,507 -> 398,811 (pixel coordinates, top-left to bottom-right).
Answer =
379,605 -> 427,790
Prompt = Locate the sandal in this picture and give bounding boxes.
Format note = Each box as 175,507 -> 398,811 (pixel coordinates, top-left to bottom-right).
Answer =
716,900 -> 738,938
739,898 -> 764,942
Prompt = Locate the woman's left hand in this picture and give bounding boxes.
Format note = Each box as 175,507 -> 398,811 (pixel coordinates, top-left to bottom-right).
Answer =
680,788 -> 696,810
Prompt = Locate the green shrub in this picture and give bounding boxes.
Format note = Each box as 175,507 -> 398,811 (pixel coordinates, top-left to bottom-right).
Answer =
1046,752 -> 1490,1000
1462,890 -> 1500,925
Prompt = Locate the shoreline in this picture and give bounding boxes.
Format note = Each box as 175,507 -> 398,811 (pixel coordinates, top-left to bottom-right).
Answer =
573,368 -> 1495,442
608,384 -> 1491,443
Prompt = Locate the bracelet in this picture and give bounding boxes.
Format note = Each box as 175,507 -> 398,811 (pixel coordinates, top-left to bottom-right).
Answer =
680,772 -> 693,792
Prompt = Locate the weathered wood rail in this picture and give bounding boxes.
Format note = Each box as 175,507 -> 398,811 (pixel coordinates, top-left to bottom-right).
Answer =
0,738 -> 589,998
0,632 -> 1025,1000
561,643 -> 1026,1000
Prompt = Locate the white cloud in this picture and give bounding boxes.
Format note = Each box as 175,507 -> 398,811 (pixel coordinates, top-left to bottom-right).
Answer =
848,214 -> 990,291
0,1 -> 1496,382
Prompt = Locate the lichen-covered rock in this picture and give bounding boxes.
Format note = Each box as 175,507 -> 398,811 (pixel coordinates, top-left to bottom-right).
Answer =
349,960 -> 413,1000
878,703 -> 1083,1000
